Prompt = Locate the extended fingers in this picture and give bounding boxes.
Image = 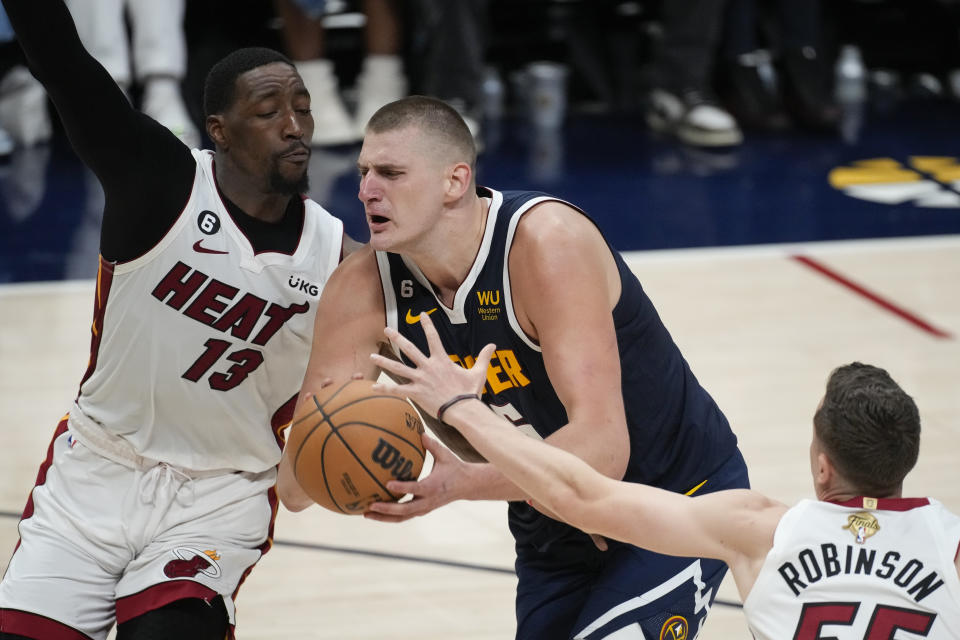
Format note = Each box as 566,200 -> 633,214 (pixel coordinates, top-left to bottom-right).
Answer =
417,313 -> 446,358
465,343 -> 496,391
364,499 -> 419,522
421,433 -> 453,461
362,510 -> 411,523
383,326 -> 428,366
385,479 -> 420,494
370,353 -> 414,382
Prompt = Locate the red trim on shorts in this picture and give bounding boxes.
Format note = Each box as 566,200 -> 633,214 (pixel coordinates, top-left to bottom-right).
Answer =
13,417 -> 70,554
831,496 -> 930,511
227,484 -> 279,640
115,580 -> 219,624
0,608 -> 93,640
271,393 -> 298,448
232,484 -> 279,595
77,257 -> 115,393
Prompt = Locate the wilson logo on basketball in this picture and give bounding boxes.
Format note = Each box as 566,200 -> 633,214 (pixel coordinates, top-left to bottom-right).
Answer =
371,438 -> 416,480
404,411 -> 422,433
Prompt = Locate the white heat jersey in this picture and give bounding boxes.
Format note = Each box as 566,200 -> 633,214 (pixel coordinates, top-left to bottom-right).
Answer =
74,149 -> 343,473
744,497 -> 960,639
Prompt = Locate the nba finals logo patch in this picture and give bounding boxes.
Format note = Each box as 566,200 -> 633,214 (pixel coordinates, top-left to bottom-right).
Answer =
660,615 -> 688,640
842,512 -> 880,544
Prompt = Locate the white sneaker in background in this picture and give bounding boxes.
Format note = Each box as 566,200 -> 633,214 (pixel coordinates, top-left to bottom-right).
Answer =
461,114 -> 482,142
948,69 -> 960,102
0,66 -> 52,147
353,54 -> 407,136
297,59 -> 360,146
646,88 -> 743,147
0,126 -> 13,157
141,76 -> 201,148
443,97 -> 483,151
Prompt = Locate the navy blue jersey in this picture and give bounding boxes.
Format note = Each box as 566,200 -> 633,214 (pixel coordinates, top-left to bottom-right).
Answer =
377,187 -> 739,548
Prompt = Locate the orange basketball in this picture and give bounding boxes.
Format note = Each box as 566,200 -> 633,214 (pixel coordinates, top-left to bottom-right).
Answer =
287,379 -> 425,515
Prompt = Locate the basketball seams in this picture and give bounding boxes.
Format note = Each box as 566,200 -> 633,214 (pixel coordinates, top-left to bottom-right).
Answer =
332,421 -> 427,462
326,421 -> 425,510
318,428 -> 349,513
291,394 -> 331,475
313,379 -> 355,414
320,393 -> 418,423
327,423 -> 400,508
289,379 -> 427,514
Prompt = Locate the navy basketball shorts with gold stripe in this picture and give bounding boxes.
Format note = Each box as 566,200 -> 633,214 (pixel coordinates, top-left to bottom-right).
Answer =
513,449 -> 749,640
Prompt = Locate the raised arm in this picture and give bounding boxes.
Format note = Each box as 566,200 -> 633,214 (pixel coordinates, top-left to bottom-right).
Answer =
447,396 -> 784,599
372,312 -> 788,599
2,0 -> 195,262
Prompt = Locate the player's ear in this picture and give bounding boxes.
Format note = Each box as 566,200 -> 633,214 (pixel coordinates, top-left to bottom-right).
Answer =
444,161 -> 472,203
206,114 -> 227,149
814,451 -> 834,490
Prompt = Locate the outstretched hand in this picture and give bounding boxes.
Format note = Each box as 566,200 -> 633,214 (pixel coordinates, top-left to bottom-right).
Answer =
364,434 -> 471,522
370,312 -> 494,421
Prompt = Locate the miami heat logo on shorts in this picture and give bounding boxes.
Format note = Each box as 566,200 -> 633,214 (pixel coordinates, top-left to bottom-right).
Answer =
659,615 -> 688,640
163,547 -> 223,579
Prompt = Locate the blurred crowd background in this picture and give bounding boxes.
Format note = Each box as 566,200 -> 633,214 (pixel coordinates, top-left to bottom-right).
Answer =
1,0 -> 959,285
0,0 -> 956,154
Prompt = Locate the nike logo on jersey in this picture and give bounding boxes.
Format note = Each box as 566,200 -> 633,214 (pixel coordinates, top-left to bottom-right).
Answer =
405,308 -> 438,324
193,240 -> 228,255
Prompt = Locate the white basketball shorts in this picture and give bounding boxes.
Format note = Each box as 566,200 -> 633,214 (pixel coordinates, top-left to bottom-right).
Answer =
0,418 -> 278,639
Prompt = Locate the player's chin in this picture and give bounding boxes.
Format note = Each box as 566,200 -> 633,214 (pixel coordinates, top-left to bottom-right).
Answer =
366,230 -> 396,252
367,235 -> 388,251
269,166 -> 310,195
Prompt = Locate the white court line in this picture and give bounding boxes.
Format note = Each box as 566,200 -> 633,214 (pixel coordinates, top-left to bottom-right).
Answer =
620,233 -> 960,264
0,278 -> 95,297
2,234 -> 958,297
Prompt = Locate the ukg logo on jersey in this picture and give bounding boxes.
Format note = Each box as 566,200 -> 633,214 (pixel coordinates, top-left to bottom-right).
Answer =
288,275 -> 320,296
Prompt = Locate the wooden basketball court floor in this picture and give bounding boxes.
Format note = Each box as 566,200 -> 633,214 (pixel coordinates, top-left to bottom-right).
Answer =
1,234 -> 958,638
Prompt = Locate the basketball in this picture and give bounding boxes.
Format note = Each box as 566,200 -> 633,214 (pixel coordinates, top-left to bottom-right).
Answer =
287,379 -> 426,515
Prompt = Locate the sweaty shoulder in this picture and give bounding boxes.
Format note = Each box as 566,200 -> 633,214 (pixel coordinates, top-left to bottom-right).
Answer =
511,200 -> 604,253
509,201 -> 620,329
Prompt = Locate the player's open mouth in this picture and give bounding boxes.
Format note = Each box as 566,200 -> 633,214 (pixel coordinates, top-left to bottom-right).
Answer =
370,215 -> 389,224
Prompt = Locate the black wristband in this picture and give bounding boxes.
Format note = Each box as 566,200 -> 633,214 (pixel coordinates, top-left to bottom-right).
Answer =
436,393 -> 480,424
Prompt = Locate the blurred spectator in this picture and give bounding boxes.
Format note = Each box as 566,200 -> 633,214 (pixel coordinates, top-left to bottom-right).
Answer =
0,5 -> 48,152
275,0 -> 406,146
63,0 -> 199,147
718,0 -> 840,133
408,0 -> 489,139
644,0 -> 743,147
